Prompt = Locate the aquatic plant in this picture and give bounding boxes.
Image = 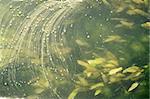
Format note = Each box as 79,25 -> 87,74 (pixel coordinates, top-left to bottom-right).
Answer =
0,0 -> 149,99
68,54 -> 147,99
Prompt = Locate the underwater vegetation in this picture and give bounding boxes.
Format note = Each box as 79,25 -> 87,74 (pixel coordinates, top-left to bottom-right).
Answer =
0,0 -> 149,99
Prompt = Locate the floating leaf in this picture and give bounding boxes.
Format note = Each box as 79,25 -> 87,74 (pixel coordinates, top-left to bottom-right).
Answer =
141,22 -> 150,30
104,64 -> 116,68
132,0 -> 145,4
109,67 -> 123,75
94,89 -> 102,96
135,72 -> 142,76
115,73 -> 125,78
75,39 -> 89,47
68,88 -> 80,99
101,72 -> 108,83
104,35 -> 126,43
77,60 -> 89,68
87,58 -> 105,66
90,82 -> 104,90
128,82 -> 139,92
111,18 -> 127,21
123,66 -> 143,73
127,8 -> 149,17
77,60 -> 96,72
118,20 -> 134,28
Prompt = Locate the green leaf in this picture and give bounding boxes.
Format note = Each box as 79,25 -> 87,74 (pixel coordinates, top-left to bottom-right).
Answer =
132,0 -> 145,4
75,39 -> 89,47
77,60 -> 96,72
141,22 -> 150,30
123,66 -> 143,73
87,58 -> 105,66
68,88 -> 80,99
94,89 -> 102,96
101,72 -> 108,83
128,82 -> 139,92
109,67 -> 123,75
104,35 -> 126,43
77,60 -> 89,68
90,82 -> 104,90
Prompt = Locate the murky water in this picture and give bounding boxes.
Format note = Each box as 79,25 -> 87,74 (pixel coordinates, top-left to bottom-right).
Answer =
0,0 -> 149,99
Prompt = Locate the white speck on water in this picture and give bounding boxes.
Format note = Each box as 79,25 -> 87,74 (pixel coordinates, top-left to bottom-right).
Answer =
87,35 -> 90,38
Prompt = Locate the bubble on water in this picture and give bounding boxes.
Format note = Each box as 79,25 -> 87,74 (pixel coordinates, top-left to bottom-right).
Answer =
85,13 -> 88,16
89,16 -> 92,19
9,5 -> 13,9
99,35 -> 102,37
4,82 -> 7,86
86,35 -> 90,38
26,15 -> 30,19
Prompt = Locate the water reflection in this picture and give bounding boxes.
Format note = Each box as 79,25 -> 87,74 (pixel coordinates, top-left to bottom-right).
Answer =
0,0 -> 149,99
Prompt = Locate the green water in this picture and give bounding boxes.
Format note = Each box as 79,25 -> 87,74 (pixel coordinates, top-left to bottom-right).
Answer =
0,0 -> 149,99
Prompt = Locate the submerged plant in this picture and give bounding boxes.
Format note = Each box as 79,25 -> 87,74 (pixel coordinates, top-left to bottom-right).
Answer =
0,0 -> 149,99
68,50 -> 147,99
